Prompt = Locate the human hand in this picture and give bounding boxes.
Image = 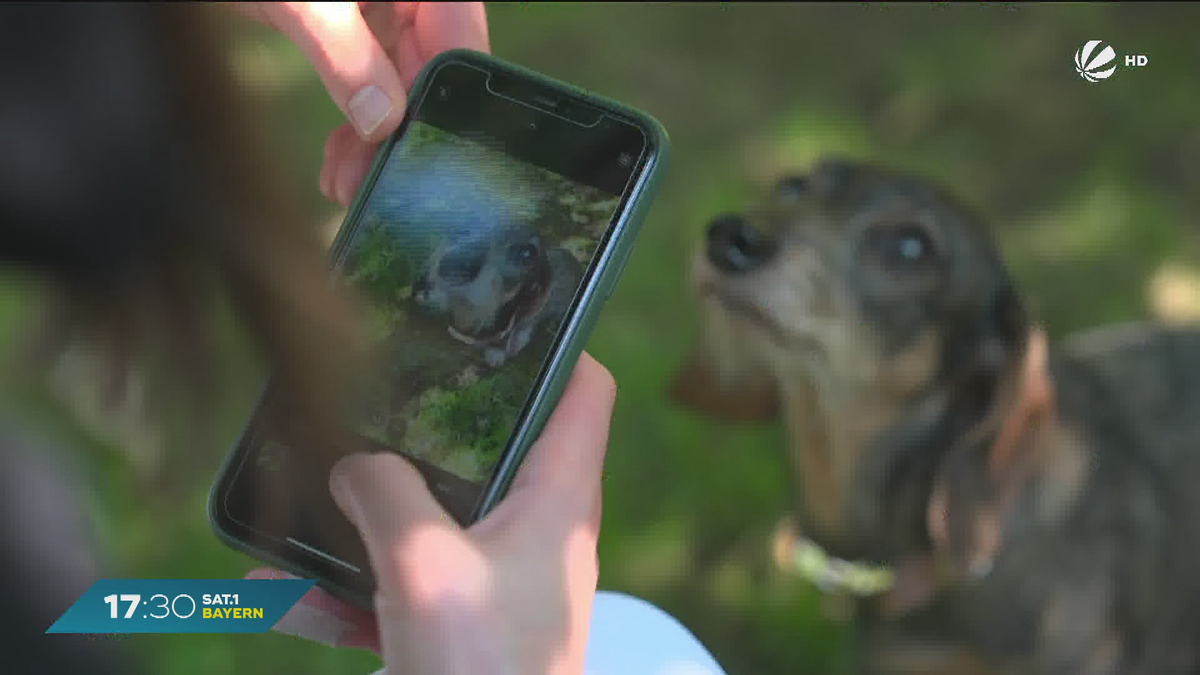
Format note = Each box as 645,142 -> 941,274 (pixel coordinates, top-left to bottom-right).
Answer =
248,352 -> 616,675
228,2 -> 490,206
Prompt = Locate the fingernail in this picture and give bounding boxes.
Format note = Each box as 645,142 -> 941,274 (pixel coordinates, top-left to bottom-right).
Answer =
347,85 -> 393,137
271,600 -> 355,648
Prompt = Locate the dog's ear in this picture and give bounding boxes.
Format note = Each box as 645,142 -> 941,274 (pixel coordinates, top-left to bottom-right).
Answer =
668,342 -> 779,423
980,278 -> 1029,374
945,277 -> 1029,424
926,278 -> 1036,576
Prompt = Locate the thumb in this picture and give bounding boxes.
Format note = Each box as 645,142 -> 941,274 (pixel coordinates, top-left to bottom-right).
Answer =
254,2 -> 407,141
504,352 -> 617,523
329,452 -> 467,598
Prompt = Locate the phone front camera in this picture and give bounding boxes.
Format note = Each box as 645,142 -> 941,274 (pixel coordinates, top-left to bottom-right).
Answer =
528,121 -> 538,131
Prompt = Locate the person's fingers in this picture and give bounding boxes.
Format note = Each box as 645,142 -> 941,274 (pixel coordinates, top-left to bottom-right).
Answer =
588,480 -> 603,537
330,127 -> 383,206
418,2 -> 491,54
329,452 -> 480,601
254,2 -> 407,142
320,123 -> 377,205
245,568 -> 379,652
400,2 -> 491,85
351,2 -> 490,89
319,124 -> 353,201
329,452 -> 447,535
506,352 -> 616,518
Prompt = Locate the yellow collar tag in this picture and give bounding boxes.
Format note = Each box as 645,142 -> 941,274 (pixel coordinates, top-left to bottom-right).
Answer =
791,537 -> 895,597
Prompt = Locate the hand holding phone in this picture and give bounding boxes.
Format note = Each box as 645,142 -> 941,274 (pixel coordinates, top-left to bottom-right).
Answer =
256,353 -> 615,674
210,49 -> 669,607
230,2 -> 492,194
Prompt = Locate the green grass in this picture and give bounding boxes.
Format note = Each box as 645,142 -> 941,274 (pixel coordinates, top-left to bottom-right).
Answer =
6,4 -> 1200,674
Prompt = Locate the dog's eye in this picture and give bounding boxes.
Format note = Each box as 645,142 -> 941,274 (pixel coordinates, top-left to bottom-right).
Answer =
509,242 -> 538,266
860,222 -> 937,272
774,176 -> 809,204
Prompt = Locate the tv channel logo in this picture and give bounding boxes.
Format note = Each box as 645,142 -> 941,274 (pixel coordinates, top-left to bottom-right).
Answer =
1075,40 -> 1148,83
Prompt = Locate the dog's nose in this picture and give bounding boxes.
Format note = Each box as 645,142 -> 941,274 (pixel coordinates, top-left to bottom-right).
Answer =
706,214 -> 776,273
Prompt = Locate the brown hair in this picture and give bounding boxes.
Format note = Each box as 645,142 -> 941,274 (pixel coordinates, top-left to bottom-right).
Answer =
3,4 -> 366,485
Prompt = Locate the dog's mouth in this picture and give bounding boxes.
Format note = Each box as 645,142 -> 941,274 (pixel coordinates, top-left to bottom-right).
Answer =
696,276 -> 830,357
698,280 -> 785,342
450,260 -> 553,347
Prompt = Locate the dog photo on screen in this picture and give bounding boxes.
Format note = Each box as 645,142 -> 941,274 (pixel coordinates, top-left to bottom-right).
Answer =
341,122 -> 616,483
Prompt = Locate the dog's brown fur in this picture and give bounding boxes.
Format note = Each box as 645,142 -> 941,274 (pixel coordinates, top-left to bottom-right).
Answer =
673,158 -> 1200,675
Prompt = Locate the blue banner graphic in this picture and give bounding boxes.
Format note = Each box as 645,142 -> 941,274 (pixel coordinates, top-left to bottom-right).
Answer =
46,579 -> 316,634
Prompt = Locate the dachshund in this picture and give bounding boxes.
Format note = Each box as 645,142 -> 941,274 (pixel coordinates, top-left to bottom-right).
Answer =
414,222 -> 582,367
672,157 -> 1200,675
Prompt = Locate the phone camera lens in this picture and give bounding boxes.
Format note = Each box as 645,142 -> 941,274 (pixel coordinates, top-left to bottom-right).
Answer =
528,121 -> 538,131
438,87 -> 449,100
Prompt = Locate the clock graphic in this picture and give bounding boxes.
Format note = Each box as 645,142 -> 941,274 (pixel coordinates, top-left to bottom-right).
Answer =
45,579 -> 315,635
104,593 -> 197,620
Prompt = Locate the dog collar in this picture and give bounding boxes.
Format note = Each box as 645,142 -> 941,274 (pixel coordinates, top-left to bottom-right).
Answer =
785,535 -> 896,597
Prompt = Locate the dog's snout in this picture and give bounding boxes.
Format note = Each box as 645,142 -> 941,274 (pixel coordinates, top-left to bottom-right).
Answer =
706,214 -> 776,273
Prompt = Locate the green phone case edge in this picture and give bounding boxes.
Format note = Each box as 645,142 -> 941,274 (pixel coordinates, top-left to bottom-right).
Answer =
207,48 -> 670,607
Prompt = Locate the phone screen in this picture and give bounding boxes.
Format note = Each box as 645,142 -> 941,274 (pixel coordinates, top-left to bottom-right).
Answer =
214,57 -> 650,585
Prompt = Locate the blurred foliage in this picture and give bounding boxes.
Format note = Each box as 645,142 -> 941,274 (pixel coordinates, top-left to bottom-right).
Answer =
1,3 -> 1197,675
417,372 -> 530,477
346,217 -> 419,314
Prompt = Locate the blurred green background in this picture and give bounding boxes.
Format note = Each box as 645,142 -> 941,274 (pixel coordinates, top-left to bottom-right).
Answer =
7,3 -> 1200,674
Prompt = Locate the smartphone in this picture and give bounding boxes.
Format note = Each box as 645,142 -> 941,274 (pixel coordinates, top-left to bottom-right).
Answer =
208,49 -> 669,607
